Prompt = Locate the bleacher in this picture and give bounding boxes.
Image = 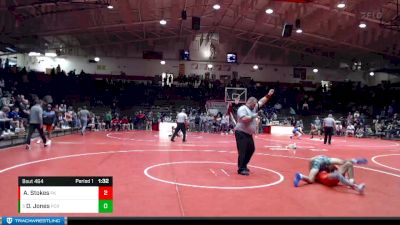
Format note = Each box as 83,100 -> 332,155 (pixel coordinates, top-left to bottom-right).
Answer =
0,127 -> 80,149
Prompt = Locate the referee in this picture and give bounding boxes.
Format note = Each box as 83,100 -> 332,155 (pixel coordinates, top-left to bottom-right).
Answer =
171,108 -> 188,142
323,114 -> 335,145
235,89 -> 274,176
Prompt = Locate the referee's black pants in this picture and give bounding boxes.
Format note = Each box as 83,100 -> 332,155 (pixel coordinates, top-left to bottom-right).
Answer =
324,127 -> 334,144
235,130 -> 255,172
26,124 -> 47,145
171,123 -> 186,142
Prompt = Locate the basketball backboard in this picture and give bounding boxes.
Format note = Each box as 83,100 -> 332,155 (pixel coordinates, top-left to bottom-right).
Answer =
225,87 -> 247,104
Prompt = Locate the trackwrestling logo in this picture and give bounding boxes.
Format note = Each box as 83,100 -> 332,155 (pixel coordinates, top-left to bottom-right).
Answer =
1,217 -> 65,225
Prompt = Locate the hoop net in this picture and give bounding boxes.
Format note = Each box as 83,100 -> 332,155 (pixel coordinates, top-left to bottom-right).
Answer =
234,98 -> 240,105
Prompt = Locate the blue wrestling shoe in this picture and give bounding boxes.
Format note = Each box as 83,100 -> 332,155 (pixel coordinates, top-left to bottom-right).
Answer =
294,172 -> 302,187
352,158 -> 368,165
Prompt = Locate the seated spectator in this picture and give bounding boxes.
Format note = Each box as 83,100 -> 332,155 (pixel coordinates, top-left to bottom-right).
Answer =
98,117 -> 106,131
146,111 -> 153,131
111,117 -> 121,131
335,121 -> 344,136
364,126 -> 374,137
355,127 -> 365,138
87,115 -> 96,131
375,122 -> 385,137
121,116 -> 130,131
346,124 -> 355,136
64,108 -> 73,127
136,111 -> 146,129
310,123 -> 321,139
0,106 -> 13,136
8,107 -> 22,132
220,114 -> 229,134
57,112 -> 66,129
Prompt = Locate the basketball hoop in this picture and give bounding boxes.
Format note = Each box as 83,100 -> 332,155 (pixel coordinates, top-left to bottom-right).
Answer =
225,87 -> 247,104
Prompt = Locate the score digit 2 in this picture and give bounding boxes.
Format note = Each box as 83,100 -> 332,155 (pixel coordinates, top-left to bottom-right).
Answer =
99,186 -> 113,200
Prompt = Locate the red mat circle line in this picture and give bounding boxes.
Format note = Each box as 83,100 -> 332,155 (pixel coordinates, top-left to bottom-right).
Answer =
371,154 -> 400,172
1,149 -> 400,179
255,136 -> 400,148
144,161 -> 284,190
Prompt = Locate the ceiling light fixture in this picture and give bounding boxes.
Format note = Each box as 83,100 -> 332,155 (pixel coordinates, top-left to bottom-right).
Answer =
337,3 -> 345,8
213,4 -> 221,10
359,22 -> 367,29
265,8 -> 273,14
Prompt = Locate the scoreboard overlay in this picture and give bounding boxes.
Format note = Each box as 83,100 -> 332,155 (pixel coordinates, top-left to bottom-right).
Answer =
18,177 -> 113,213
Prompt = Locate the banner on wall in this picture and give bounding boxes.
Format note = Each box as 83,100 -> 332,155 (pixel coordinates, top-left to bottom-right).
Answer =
179,63 -> 185,75
205,72 -> 210,80
97,65 -> 106,70
205,100 -> 228,115
307,75 -> 315,80
191,63 -> 198,69
293,67 -> 306,78
190,63 -> 231,71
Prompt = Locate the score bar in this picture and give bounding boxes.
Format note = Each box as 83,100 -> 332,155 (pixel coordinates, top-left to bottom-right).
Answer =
18,177 -> 113,213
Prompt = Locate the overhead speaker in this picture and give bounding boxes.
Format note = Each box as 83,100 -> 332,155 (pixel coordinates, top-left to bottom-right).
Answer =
181,10 -> 187,20
282,23 -> 293,37
192,16 -> 201,30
